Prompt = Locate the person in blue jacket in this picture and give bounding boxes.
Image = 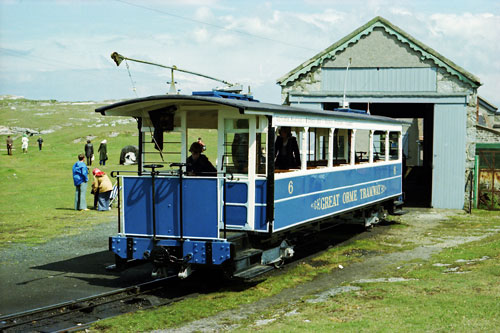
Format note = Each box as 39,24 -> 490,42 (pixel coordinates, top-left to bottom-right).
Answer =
73,153 -> 89,211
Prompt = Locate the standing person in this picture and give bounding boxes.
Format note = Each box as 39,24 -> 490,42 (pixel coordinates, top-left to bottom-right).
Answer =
21,135 -> 29,154
274,126 -> 301,170
6,136 -> 13,155
91,168 -> 113,211
98,139 -> 108,166
37,136 -> 43,151
73,154 -> 89,211
84,139 -> 94,166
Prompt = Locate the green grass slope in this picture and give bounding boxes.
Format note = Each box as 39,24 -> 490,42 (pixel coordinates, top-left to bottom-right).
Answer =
0,98 -> 138,246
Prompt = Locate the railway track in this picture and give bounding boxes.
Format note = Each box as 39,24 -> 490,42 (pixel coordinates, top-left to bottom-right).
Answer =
0,276 -> 182,332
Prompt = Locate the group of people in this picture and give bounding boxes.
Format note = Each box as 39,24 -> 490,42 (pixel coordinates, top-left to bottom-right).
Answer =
72,154 -> 113,211
72,138 -> 112,211
84,139 -> 108,166
5,134 -> 44,155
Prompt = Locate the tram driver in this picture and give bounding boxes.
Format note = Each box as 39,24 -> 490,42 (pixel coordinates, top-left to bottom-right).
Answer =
275,127 -> 301,170
186,141 -> 217,176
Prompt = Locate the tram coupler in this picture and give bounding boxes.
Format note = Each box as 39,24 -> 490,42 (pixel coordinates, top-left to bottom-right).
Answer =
178,264 -> 193,279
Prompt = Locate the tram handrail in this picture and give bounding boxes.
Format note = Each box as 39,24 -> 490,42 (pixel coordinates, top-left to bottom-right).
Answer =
110,169 -> 235,178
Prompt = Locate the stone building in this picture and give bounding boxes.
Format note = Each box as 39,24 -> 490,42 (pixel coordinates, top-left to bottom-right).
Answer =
277,16 -> 482,209
476,96 -> 500,143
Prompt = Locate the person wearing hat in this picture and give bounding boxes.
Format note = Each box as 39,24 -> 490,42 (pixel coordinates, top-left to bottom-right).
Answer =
186,141 -> 216,176
91,168 -> 113,211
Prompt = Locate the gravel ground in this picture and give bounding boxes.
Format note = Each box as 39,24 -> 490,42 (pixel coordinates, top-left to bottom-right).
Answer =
0,218 -> 153,316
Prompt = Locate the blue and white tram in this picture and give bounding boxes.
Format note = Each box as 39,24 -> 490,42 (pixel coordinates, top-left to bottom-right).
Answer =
96,93 -> 403,279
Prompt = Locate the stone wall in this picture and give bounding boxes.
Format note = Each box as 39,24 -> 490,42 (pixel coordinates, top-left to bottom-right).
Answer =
476,126 -> 500,143
280,67 -> 321,104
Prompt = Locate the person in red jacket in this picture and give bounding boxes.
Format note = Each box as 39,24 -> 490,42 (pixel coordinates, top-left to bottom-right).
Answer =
91,168 -> 113,211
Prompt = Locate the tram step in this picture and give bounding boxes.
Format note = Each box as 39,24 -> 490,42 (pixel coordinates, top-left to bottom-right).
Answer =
394,200 -> 404,207
226,231 -> 250,252
392,209 -> 408,216
233,264 -> 274,280
234,248 -> 263,272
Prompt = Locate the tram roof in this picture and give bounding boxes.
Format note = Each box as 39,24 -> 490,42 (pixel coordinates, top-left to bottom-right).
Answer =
96,94 -> 402,124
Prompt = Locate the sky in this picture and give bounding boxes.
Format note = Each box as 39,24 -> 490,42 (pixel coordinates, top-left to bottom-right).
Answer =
1,0 -> 499,106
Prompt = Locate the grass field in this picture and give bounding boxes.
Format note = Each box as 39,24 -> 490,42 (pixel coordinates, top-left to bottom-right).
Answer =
0,97 -> 220,246
0,97 -> 138,246
92,210 -> 500,332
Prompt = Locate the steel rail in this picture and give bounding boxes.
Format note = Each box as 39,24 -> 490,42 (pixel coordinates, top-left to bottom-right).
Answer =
0,276 -> 176,331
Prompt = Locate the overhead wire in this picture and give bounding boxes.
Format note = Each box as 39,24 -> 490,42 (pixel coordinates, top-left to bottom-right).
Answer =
2,2 -> 321,98
113,0 -> 319,52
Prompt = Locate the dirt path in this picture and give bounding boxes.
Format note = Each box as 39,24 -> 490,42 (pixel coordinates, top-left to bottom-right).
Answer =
156,208 -> 500,332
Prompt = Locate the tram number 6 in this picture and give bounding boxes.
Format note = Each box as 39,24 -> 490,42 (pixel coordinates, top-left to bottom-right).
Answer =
288,181 -> 294,195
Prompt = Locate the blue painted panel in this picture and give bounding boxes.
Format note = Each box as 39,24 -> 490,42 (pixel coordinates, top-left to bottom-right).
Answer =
255,179 -> 267,203
321,67 -> 437,92
123,177 -> 179,236
274,164 -> 402,231
254,180 -> 268,231
111,236 -> 231,265
110,236 -> 179,260
183,178 -> 218,238
226,182 -> 247,203
275,164 -> 401,200
122,176 -> 218,239
254,205 -> 267,231
210,241 -> 232,265
432,104 -> 467,209
225,205 -> 247,227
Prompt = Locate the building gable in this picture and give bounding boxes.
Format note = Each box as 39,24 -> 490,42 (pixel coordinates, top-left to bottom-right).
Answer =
323,28 -> 430,68
277,16 -> 481,89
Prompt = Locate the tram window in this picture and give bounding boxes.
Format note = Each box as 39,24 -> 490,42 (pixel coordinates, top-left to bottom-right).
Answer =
355,129 -> 370,164
389,132 -> 400,160
275,127 -> 301,171
333,129 -> 348,165
224,119 -> 249,174
256,133 -> 266,175
373,131 -> 385,162
306,128 -> 328,168
142,130 -> 182,170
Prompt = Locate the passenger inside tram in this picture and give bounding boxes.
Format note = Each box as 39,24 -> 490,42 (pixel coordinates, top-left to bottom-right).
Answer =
275,126 -> 301,170
232,132 -> 249,173
186,141 -> 217,176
